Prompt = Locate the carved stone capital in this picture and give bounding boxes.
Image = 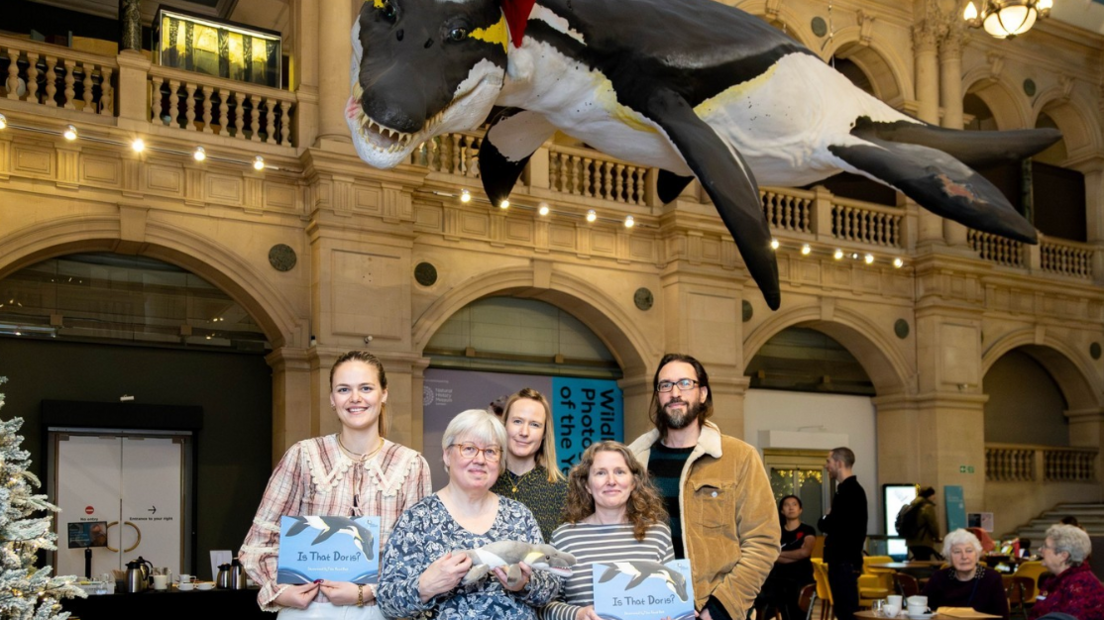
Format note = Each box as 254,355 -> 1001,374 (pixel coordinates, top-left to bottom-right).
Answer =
856,9 -> 877,47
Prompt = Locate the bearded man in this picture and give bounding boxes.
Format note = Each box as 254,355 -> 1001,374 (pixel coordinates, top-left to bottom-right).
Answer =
629,353 -> 780,620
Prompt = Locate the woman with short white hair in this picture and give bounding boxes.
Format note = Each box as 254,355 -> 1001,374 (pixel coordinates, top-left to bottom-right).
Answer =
921,528 -> 1009,619
1030,523 -> 1104,620
378,409 -> 560,620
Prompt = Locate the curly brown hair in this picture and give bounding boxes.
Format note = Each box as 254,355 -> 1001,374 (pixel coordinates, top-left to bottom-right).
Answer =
563,441 -> 668,541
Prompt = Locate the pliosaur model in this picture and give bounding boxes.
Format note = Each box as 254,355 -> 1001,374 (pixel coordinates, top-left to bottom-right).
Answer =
347,0 -> 1060,309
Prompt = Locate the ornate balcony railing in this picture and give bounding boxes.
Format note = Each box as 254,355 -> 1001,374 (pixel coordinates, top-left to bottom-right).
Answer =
410,131 -> 482,178
969,229 -> 1025,268
547,144 -> 649,206
762,187 -> 813,234
148,65 -> 295,146
832,197 -> 904,248
0,36 -> 116,115
987,443 -> 1097,483
1041,237 -> 1094,279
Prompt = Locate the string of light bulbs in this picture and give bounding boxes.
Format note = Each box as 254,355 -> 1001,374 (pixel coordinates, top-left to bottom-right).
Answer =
0,112 -> 277,172
770,238 -> 906,268
433,188 -> 643,229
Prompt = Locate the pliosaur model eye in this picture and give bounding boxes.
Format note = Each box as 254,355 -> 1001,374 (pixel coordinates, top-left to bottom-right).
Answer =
378,0 -> 396,22
447,27 -> 468,42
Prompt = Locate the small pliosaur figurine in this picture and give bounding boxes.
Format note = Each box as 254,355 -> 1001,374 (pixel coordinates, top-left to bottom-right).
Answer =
347,0 -> 1060,309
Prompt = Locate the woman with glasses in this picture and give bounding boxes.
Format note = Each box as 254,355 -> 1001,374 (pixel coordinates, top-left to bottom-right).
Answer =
921,529 -> 1009,619
378,409 -> 560,620
491,388 -> 568,542
1029,524 -> 1104,620
240,351 -> 432,618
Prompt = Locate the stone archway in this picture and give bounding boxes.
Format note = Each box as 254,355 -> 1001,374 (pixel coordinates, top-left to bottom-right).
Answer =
413,266 -> 654,378
744,303 -> 912,397
982,330 -> 1102,415
0,214 -> 302,348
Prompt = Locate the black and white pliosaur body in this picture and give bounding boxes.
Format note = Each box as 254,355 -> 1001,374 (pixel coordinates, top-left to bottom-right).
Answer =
348,0 -> 1060,309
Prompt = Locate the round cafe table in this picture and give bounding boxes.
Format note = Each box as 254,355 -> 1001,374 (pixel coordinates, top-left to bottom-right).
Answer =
869,560 -> 945,578
855,611 -> 1001,619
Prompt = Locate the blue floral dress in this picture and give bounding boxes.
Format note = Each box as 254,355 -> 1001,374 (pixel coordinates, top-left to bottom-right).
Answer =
378,494 -> 560,620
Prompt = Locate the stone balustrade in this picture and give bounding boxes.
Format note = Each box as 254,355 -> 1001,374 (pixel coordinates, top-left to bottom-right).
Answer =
987,443 -> 1098,483
148,65 -> 295,146
0,35 -> 116,115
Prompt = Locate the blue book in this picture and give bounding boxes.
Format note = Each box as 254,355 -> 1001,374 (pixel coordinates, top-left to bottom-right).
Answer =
593,559 -> 695,620
277,516 -> 381,585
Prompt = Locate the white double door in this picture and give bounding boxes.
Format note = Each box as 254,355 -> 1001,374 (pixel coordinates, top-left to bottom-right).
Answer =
55,434 -> 184,578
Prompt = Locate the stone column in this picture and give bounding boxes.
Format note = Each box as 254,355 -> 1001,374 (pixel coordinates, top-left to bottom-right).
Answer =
913,17 -> 945,245
316,0 -> 355,148
291,0 -> 320,150
1069,158 -> 1104,280
1066,408 -> 1104,484
266,346 -> 313,465
655,262 -> 748,440
119,0 -> 142,52
940,26 -> 969,246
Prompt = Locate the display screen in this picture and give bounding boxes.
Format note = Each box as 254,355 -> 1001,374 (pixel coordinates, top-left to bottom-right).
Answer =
883,483 -> 917,560
67,521 -> 108,549
156,9 -> 282,88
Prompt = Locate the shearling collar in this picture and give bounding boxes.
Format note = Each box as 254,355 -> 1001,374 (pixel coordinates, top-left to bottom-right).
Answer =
629,421 -> 724,461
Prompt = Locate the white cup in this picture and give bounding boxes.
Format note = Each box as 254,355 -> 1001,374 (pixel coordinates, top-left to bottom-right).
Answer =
887,595 -> 903,607
179,574 -> 194,584
153,574 -> 168,590
907,596 -> 928,606
178,582 -> 195,591
907,605 -> 930,616
883,604 -> 901,618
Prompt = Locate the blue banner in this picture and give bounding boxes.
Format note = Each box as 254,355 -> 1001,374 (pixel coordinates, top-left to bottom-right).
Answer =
944,485 -> 967,532
552,377 -> 623,476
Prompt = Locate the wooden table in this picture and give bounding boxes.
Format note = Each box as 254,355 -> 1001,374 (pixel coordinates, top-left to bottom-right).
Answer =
869,561 -> 944,577
856,611 -> 1000,619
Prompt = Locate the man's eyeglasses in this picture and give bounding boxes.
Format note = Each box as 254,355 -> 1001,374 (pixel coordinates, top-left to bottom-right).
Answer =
449,442 -> 502,462
656,378 -> 700,393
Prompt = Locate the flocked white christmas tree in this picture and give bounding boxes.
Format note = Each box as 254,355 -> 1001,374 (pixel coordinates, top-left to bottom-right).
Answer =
0,377 -> 85,620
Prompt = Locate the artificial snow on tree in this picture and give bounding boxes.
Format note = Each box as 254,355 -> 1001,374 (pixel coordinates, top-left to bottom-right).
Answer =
0,377 -> 85,620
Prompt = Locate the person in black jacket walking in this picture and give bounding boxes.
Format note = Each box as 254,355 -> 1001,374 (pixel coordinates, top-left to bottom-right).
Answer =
818,447 -> 867,620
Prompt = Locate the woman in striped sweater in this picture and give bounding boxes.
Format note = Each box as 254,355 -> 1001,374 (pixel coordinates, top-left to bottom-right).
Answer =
543,441 -> 672,620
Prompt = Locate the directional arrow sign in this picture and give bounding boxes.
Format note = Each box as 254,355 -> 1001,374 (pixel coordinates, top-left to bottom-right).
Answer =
148,506 -> 157,514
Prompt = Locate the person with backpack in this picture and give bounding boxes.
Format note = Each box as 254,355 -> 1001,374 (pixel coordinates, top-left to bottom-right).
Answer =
896,486 -> 941,560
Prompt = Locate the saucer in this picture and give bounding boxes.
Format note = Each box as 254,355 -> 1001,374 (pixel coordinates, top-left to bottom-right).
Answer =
907,614 -> 933,620
196,582 -> 214,591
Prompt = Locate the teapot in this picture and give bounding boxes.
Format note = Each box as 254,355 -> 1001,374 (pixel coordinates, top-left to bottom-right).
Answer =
229,557 -> 247,590
125,558 -> 152,593
216,563 -> 231,589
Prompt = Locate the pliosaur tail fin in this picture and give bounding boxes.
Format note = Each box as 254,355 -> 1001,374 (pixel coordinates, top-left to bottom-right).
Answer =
851,117 -> 1062,169
479,108 -> 557,208
829,134 -> 1038,244
643,89 -> 780,310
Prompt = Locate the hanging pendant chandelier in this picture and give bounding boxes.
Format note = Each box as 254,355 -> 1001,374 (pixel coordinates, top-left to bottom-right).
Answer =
963,0 -> 1053,39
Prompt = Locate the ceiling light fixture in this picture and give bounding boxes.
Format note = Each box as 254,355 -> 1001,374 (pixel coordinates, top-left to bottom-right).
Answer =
63,125 -> 77,141
193,146 -> 206,161
253,156 -> 265,170
538,203 -> 550,216
770,239 -> 780,250
0,113 -> 7,130
801,243 -> 811,255
499,199 -> 510,209
586,210 -> 597,223
131,138 -> 144,153
624,215 -> 635,228
964,0 -> 1052,39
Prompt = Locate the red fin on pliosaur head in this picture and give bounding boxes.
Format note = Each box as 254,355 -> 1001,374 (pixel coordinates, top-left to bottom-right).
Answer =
501,0 -> 536,48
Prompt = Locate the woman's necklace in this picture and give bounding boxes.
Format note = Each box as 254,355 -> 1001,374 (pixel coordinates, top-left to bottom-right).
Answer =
337,434 -> 382,462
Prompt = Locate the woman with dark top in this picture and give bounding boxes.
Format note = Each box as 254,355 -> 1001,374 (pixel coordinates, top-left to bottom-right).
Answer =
752,495 -> 816,620
1030,524 -> 1104,620
542,441 -> 672,620
922,528 -> 1009,620
489,388 -> 568,542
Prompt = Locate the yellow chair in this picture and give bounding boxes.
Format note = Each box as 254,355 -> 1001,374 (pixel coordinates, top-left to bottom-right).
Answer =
1011,561 -> 1047,604
811,558 -> 833,620
859,555 -> 894,606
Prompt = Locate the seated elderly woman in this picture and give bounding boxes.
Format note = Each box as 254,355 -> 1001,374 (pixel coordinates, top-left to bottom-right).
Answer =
1029,523 -> 1104,620
378,409 -> 560,620
921,528 -> 1009,620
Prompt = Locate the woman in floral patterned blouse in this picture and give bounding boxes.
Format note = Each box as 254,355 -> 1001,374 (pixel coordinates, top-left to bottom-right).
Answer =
240,351 -> 431,618
378,409 -> 560,620
490,388 -> 568,542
